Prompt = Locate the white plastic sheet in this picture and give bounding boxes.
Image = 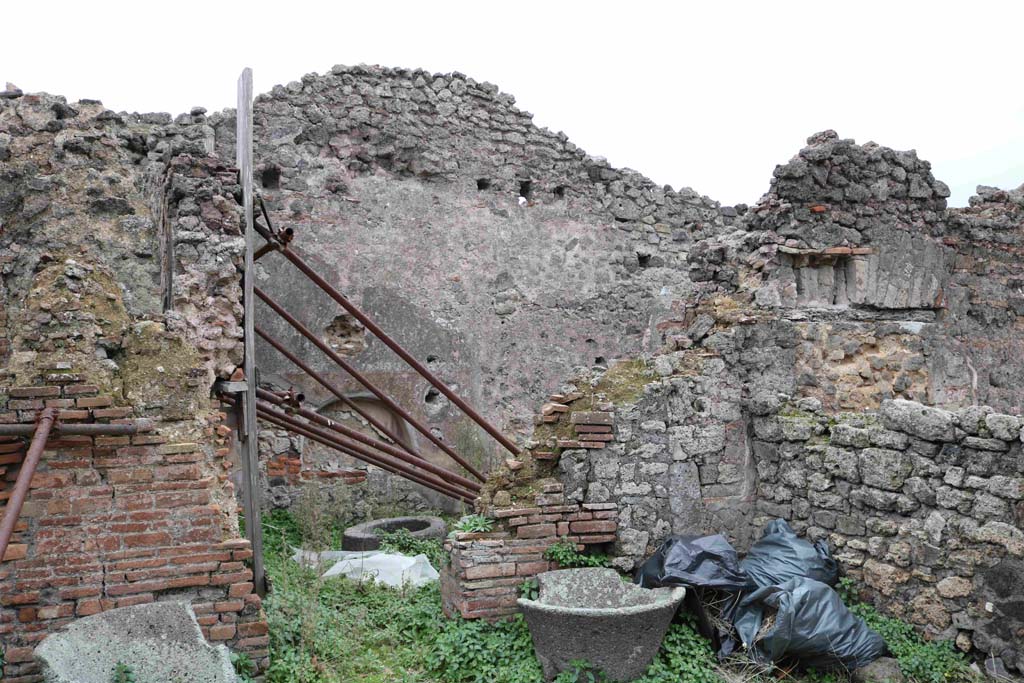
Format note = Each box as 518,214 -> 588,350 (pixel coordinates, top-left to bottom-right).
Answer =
291,548 -> 439,588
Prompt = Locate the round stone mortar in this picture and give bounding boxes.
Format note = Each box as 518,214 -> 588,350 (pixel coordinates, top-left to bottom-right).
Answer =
518,567 -> 686,682
341,515 -> 447,551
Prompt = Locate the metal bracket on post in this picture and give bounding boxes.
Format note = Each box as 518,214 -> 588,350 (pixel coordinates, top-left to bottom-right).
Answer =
236,67 -> 265,596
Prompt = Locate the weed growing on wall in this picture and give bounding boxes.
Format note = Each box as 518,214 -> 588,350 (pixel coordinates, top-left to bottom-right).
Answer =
111,662 -> 136,683
231,652 -> 256,683
451,514 -> 494,534
543,540 -> 610,569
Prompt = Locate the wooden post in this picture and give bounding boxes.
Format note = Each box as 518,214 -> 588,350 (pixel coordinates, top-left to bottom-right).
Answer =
236,67 -> 265,595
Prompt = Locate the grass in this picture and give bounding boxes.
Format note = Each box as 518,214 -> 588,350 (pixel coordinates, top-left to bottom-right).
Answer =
258,510 -> 977,683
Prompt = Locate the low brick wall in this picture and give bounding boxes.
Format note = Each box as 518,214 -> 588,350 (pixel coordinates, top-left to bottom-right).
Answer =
441,480 -> 618,620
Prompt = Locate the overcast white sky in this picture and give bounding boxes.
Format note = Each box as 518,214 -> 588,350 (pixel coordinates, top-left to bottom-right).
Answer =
4,1 -> 1022,207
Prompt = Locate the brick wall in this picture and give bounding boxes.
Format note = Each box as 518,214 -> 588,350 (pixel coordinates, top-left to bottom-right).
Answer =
0,373 -> 268,681
441,390 -> 621,621
441,478 -> 619,620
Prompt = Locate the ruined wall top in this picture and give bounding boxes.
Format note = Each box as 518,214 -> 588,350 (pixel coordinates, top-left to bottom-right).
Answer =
210,64 -> 731,251
748,130 -> 953,249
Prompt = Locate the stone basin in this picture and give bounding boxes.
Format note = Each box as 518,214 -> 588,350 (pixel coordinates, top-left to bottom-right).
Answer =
518,567 -> 686,682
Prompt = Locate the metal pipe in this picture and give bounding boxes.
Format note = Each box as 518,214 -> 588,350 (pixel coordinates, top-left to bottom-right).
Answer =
220,394 -> 465,501
254,292 -> 486,481
254,402 -> 477,500
256,231 -> 519,456
254,325 -> 426,462
222,396 -> 475,502
256,406 -> 476,503
0,408 -> 58,564
0,421 -> 149,436
256,389 -> 481,492
254,243 -> 277,261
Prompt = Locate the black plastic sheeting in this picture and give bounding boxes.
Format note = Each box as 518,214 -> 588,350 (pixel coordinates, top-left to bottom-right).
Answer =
635,534 -> 755,653
635,534 -> 754,592
634,519 -> 885,672
741,519 -> 839,588
733,577 -> 888,670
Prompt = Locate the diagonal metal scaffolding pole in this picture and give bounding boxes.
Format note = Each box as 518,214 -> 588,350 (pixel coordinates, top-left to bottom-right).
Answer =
0,408 -> 57,564
255,329 -> 422,462
254,403 -> 477,502
257,389 -> 481,492
255,407 -> 475,502
252,229 -> 519,456
254,291 -> 486,482
221,396 -> 475,502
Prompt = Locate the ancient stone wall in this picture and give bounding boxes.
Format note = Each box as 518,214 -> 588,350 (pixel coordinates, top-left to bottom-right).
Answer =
206,65 -> 730,505
483,361 -> 1023,670
0,90 -> 266,678
202,69 -> 1023,515
752,399 -> 1023,671
4,66 -> 1024,676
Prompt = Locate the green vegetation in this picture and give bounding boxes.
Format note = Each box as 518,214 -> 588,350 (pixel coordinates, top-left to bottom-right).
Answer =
838,579 -> 974,683
111,662 -> 136,683
259,511 -> 975,683
543,539 -> 610,569
451,514 -> 494,534
638,614 -> 721,683
553,660 -> 609,683
379,527 -> 446,569
518,578 -> 539,600
259,508 -> 719,683
231,651 -> 256,683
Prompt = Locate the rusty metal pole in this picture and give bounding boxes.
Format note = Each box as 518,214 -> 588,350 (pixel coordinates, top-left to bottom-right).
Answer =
231,399 -> 477,502
219,395 -> 473,502
0,422 -> 149,436
257,409 -> 476,503
0,408 -> 58,564
256,390 -> 481,492
256,239 -> 520,456
253,297 -> 486,481
253,328 -> 424,462
253,401 -> 478,500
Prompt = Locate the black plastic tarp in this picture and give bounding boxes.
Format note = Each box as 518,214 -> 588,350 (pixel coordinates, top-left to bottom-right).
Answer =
740,519 -> 839,588
635,534 -> 754,592
634,520 -> 884,671
732,577 -> 888,671
634,534 -> 754,653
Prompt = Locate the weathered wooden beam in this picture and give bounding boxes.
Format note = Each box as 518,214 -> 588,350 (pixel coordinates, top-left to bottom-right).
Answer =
236,67 -> 265,596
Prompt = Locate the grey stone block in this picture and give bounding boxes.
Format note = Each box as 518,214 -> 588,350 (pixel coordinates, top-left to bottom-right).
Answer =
34,602 -> 238,683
